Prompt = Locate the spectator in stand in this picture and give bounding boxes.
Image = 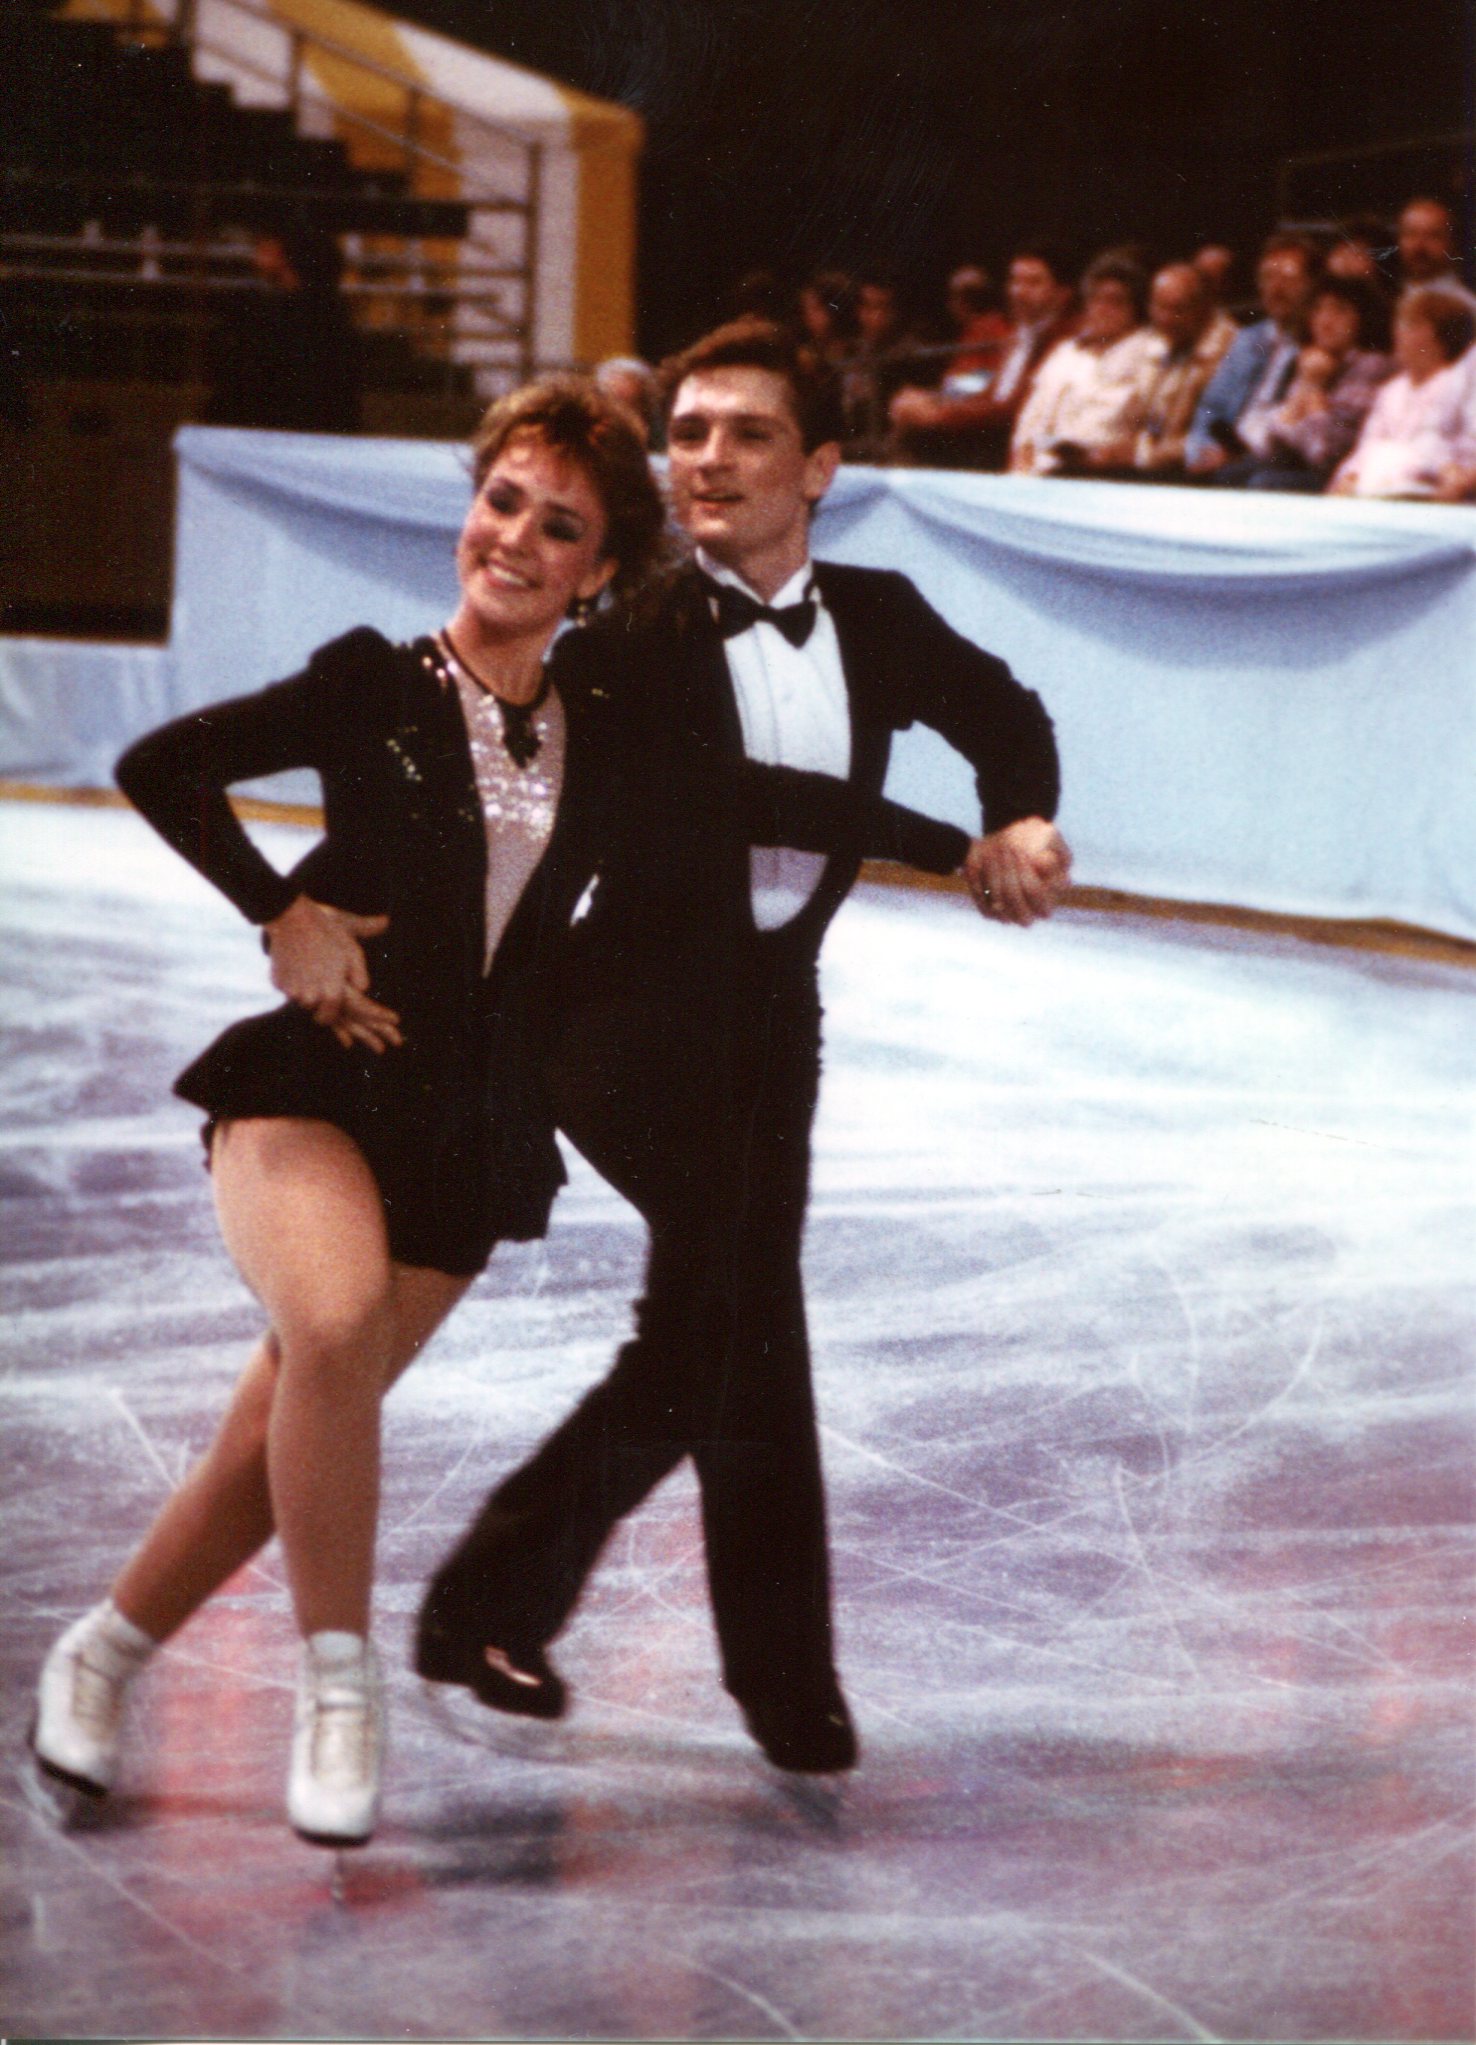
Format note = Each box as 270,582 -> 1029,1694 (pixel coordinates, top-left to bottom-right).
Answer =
1185,233 -> 1321,480
940,264 -> 1012,376
1330,285 -> 1474,497
796,270 -> 858,368
889,244 -> 1076,469
1192,243 -> 1239,317
840,272 -> 921,459
1395,198 -> 1474,304
1010,254 -> 1155,474
1242,276 -> 1392,490
1431,343 -> 1476,501
1326,214 -> 1393,291
1096,262 -> 1238,478
207,226 -> 361,435
594,356 -> 660,448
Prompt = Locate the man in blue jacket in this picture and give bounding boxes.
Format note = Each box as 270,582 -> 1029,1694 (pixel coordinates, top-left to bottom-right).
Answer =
1186,234 -> 1321,481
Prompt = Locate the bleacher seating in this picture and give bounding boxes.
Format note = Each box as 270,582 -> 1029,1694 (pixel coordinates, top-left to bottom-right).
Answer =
0,0 -> 488,639
0,0 -> 468,239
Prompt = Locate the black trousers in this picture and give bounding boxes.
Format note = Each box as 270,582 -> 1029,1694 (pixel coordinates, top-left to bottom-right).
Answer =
432,953 -> 837,1703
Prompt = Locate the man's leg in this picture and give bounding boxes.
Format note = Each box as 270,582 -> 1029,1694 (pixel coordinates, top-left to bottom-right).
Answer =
417,983 -> 720,1675
417,972 -> 851,1761
683,975 -> 853,1765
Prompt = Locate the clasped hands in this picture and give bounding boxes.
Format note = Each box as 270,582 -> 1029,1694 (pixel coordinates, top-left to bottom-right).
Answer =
264,895 -> 403,1053
961,816 -> 1072,925
264,818 -> 1073,1044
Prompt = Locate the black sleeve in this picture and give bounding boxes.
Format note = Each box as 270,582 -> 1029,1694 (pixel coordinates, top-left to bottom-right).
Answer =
114,627 -> 385,924
739,761 -> 971,875
884,575 -> 1061,832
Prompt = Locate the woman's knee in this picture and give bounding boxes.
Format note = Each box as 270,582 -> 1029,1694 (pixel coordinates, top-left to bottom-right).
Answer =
276,1290 -> 396,1398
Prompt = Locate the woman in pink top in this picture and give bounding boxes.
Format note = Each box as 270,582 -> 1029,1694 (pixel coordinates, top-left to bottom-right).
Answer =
1330,286 -> 1474,498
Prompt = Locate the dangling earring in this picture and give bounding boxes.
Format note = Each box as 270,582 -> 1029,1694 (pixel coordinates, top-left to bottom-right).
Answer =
568,592 -> 600,624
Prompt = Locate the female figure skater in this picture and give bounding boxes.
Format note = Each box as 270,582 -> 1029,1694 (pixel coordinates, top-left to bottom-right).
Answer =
29,380 -> 666,1848
30,377 -> 971,1846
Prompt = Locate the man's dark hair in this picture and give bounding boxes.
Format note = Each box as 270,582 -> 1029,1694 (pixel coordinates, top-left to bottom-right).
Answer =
658,317 -> 845,451
801,269 -> 859,336
1010,240 -> 1075,287
858,267 -> 905,303
1260,231 -> 1322,278
946,264 -> 995,315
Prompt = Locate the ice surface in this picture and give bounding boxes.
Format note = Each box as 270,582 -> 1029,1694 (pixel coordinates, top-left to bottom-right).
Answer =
2,802 -> 1473,2041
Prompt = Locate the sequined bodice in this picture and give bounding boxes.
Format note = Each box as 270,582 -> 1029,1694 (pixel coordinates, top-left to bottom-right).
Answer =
423,640 -> 566,972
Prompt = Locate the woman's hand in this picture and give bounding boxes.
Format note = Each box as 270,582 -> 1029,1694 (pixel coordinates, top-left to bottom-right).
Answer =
1296,344 -> 1339,388
264,896 -> 403,1052
963,818 -> 1072,926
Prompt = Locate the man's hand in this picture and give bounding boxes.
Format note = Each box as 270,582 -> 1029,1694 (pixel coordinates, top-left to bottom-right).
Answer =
1187,440 -> 1229,476
264,895 -> 403,1052
962,818 -> 1072,926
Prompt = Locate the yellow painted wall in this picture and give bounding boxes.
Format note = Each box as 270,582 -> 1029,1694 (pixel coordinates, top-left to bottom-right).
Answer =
554,88 -> 642,363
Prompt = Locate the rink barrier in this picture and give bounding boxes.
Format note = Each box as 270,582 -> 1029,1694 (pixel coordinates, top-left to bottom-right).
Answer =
4,782 -> 1473,973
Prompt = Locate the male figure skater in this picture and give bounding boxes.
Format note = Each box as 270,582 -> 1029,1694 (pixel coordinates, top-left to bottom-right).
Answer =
417,320 -> 1071,1770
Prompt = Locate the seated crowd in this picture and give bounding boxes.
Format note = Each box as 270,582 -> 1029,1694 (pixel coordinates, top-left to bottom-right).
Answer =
597,198 -> 1475,502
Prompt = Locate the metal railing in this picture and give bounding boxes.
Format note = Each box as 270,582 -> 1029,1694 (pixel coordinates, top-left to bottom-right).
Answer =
1,226 -> 534,391
53,0 -> 547,381
1275,130 -> 1474,230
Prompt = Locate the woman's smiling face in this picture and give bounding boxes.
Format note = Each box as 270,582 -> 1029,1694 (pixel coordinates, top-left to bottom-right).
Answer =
452,430 -> 614,650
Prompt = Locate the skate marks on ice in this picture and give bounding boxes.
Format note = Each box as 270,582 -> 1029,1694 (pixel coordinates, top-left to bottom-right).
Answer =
1,803 -> 1473,2040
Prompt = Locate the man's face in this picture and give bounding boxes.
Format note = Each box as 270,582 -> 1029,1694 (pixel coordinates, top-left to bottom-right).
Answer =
1192,244 -> 1234,300
1399,202 -> 1454,282
1257,249 -> 1313,326
1326,239 -> 1381,285
946,268 -> 989,330
1007,257 -> 1066,328
857,283 -> 899,346
1149,266 -> 1209,350
666,366 -> 837,579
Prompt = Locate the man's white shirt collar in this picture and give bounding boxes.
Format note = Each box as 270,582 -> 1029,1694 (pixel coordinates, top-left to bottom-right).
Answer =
695,548 -> 816,611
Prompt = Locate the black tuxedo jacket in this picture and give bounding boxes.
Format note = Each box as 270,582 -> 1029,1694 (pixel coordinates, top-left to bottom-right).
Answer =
562,559 -> 1061,981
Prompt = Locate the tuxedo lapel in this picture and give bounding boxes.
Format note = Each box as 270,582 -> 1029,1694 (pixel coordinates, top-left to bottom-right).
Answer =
812,565 -> 895,797
666,564 -> 747,761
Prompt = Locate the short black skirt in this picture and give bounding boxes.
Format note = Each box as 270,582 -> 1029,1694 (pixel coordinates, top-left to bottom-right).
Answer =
177,998 -> 565,1278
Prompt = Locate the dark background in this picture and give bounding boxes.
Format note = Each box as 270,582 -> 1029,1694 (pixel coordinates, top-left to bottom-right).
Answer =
388,0 -> 1474,356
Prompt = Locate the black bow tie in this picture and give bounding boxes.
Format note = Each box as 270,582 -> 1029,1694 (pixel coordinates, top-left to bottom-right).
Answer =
700,573 -> 819,649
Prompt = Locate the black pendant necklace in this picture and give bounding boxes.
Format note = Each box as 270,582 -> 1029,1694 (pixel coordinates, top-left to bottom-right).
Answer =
440,628 -> 550,768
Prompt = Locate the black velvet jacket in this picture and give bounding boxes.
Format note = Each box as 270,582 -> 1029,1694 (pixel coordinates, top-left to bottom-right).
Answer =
114,625 -> 980,1241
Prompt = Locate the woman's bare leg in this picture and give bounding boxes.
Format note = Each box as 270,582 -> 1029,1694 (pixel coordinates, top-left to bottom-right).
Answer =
109,1332 -> 280,1643
109,1121 -> 469,1643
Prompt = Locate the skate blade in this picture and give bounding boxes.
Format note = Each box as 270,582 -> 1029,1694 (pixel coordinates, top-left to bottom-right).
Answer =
18,1752 -> 107,1829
